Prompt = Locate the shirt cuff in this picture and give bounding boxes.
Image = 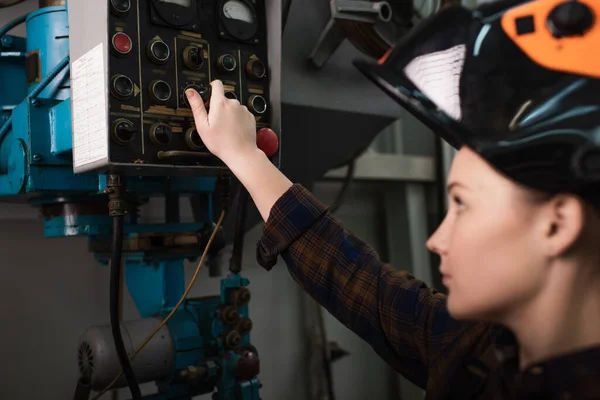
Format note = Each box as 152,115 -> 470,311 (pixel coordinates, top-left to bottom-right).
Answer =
256,184 -> 329,270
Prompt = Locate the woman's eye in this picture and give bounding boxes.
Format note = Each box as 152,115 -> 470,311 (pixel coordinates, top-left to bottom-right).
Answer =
453,195 -> 465,210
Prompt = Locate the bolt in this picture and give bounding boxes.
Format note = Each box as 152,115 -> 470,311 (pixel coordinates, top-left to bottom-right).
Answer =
1,35 -> 13,48
33,154 -> 42,162
192,24 -> 198,29
254,39 -> 259,43
32,99 -> 40,107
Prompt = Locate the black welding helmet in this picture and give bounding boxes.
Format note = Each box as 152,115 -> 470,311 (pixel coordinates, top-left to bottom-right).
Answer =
354,0 -> 600,203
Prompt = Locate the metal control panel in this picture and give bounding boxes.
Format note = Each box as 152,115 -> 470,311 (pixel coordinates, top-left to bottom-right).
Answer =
67,0 -> 280,175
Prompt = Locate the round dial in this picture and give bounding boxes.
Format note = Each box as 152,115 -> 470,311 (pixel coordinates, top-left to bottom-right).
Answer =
223,0 -> 254,23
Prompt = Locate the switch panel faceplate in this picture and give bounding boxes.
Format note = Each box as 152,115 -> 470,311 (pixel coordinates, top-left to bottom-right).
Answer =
68,0 -> 281,175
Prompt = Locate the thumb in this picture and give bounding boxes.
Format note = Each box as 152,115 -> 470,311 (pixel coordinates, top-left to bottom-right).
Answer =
186,89 -> 208,129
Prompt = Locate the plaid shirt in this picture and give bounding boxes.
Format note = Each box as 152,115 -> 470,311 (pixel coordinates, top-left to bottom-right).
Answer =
256,184 -> 600,400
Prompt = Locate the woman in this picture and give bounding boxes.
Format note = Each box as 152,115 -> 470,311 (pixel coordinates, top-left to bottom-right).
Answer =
185,0 -> 600,398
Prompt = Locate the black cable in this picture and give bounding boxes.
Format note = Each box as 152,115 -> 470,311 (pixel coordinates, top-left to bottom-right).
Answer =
72,376 -> 91,400
229,185 -> 249,274
329,160 -> 356,214
109,215 -> 141,399
282,0 -> 293,34
107,175 -> 142,400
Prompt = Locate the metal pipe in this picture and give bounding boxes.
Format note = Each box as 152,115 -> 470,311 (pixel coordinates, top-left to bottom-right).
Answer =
39,0 -> 65,7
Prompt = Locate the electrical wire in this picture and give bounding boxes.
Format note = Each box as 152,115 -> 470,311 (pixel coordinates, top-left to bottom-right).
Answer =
109,214 -> 142,399
0,55 -> 70,148
329,160 -> 356,214
90,210 -> 227,400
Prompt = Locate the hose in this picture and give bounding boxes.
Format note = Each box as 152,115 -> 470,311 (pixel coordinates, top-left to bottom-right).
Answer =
0,0 -> 26,7
0,13 -> 27,40
0,55 -> 70,148
109,214 -> 142,399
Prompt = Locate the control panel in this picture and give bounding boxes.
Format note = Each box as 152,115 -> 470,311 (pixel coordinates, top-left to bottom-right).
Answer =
67,0 -> 280,175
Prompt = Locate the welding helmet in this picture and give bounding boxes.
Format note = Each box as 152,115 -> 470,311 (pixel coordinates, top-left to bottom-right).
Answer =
354,0 -> 600,205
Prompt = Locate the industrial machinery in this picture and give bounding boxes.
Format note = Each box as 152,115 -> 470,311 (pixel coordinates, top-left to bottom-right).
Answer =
0,0 -> 281,398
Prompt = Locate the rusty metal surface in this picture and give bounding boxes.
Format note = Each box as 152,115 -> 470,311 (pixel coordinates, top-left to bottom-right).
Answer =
39,0 -> 65,7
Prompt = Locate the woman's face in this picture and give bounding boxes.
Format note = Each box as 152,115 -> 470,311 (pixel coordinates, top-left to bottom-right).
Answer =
427,147 -> 551,321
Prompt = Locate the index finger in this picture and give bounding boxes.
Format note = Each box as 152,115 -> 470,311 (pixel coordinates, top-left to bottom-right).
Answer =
210,79 -> 225,104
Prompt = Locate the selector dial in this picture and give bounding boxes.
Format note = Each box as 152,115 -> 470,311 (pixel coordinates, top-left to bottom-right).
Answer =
185,127 -> 205,150
149,122 -> 172,146
182,84 -> 211,107
217,54 -> 237,72
148,38 -> 170,64
149,80 -> 172,103
183,46 -> 205,70
110,74 -> 134,100
246,58 -> 266,80
111,118 -> 136,145
247,94 -> 267,115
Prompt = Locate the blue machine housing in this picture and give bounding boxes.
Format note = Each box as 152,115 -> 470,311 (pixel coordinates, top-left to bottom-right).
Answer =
0,4 -> 261,400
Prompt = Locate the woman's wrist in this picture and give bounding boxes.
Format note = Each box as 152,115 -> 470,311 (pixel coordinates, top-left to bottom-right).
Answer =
223,147 -> 293,221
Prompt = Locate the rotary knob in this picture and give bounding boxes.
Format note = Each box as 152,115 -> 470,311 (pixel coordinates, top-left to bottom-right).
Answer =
183,45 -> 205,70
182,84 -> 210,107
547,0 -> 594,38
111,118 -> 136,145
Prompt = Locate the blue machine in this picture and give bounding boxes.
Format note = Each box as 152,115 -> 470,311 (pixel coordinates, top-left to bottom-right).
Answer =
0,4 -> 262,400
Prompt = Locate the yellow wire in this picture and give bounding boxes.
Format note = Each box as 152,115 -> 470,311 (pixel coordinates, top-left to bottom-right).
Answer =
90,210 -> 226,400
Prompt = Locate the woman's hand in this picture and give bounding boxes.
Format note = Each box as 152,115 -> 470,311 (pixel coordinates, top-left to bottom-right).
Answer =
185,80 -> 258,166
185,79 -> 293,222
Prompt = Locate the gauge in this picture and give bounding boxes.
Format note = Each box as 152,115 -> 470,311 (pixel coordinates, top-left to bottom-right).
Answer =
223,0 -> 254,23
151,0 -> 196,27
158,0 -> 191,7
219,0 -> 258,41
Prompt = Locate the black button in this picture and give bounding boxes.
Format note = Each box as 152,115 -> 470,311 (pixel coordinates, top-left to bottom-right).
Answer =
150,80 -> 172,103
225,91 -> 238,100
190,129 -> 204,148
111,75 -> 134,99
149,40 -> 170,63
547,0 -> 594,38
150,123 -> 172,146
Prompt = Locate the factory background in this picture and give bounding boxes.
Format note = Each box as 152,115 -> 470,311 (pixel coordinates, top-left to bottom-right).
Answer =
0,0 -> 477,398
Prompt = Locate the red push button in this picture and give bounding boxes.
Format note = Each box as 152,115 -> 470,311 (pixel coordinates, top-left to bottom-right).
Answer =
112,32 -> 132,54
256,127 -> 279,157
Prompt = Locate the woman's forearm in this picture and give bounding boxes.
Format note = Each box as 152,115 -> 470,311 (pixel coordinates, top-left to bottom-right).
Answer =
226,148 -> 293,222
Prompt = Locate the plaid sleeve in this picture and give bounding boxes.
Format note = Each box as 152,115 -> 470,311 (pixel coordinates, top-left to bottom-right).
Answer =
256,184 -> 486,389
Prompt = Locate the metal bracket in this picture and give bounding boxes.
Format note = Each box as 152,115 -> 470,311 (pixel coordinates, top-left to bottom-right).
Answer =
308,0 -> 392,69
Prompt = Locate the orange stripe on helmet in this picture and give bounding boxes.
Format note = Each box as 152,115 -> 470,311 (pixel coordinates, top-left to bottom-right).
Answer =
501,0 -> 600,79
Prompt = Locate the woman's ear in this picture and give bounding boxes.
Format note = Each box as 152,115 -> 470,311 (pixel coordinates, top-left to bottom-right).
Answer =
543,195 -> 586,257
